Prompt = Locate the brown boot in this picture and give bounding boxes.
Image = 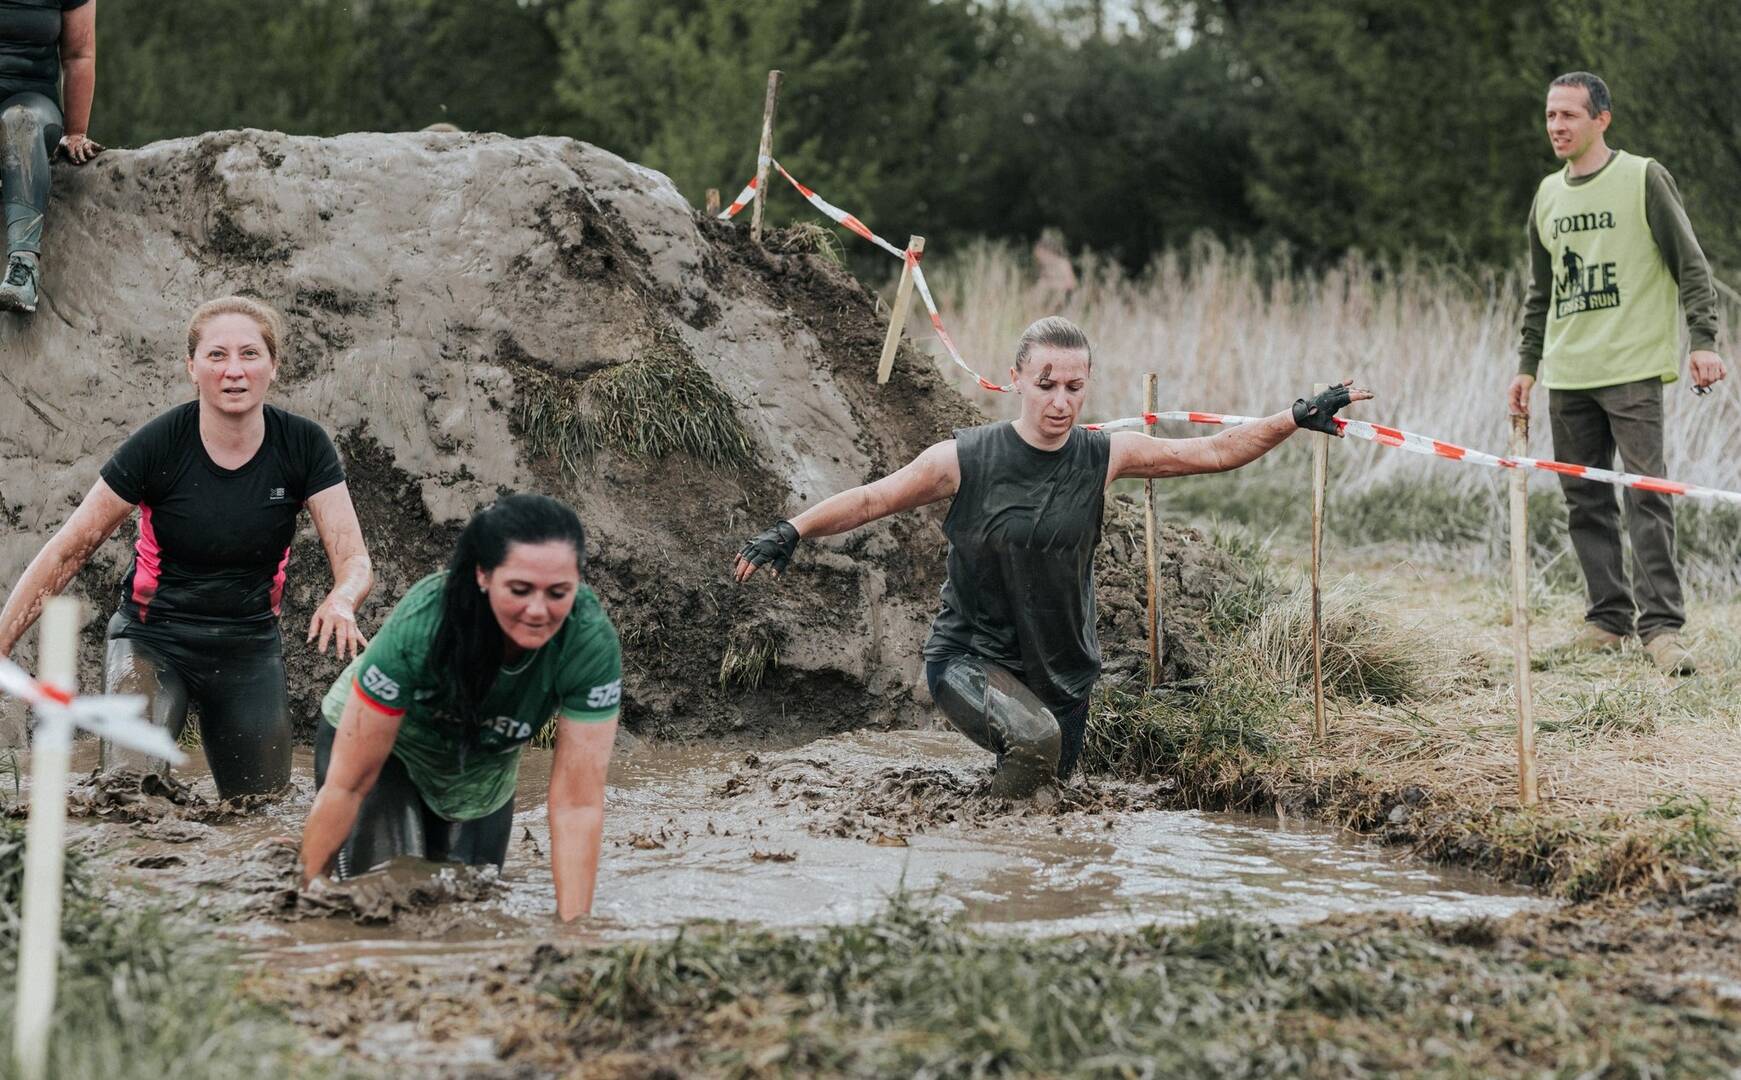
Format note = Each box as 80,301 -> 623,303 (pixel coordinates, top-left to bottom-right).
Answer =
1643,633 -> 1696,676
1569,623 -> 1625,654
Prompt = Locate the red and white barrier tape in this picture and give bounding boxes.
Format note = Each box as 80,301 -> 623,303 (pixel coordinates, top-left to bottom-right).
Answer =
1086,410 -> 1741,505
0,656 -> 183,761
719,157 -> 1012,392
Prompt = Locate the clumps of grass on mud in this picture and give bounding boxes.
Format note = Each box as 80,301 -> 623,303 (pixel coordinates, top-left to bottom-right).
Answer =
0,820 -> 309,1079
766,222 -> 845,265
718,624 -> 784,691
544,894 -> 1741,1078
1246,579 -> 1455,703
512,325 -> 752,473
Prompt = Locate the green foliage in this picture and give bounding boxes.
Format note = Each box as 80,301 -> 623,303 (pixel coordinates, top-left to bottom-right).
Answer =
547,893 -> 1741,1077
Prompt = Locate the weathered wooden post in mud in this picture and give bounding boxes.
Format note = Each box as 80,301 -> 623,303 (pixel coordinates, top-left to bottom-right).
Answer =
1509,415 -> 1540,806
705,188 -> 721,215
1143,373 -> 1164,687
13,599 -> 78,1080
877,236 -> 926,385
1309,383 -> 1329,738
750,69 -> 783,243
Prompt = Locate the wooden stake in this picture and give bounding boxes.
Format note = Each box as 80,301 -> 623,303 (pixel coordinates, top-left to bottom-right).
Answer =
1143,373 -> 1163,688
705,188 -> 721,216
876,236 -> 925,385
1310,383 -> 1329,739
750,70 -> 782,243
1510,415 -> 1540,807
13,597 -> 79,1080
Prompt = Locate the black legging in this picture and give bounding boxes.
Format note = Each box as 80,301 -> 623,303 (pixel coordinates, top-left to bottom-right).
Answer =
0,91 -> 61,255
103,610 -> 291,799
925,656 -> 1092,790
313,720 -> 515,879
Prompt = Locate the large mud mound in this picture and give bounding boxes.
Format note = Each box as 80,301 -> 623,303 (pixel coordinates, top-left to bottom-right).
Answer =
0,130 -> 1242,741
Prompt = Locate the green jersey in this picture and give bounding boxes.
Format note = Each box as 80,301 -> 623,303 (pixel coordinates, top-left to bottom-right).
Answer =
322,572 -> 622,821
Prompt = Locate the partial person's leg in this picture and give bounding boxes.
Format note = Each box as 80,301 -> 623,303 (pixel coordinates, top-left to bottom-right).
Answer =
1599,380 -> 1684,642
0,91 -> 61,312
1547,388 -> 1633,637
101,613 -> 192,774
927,655 -> 1061,797
425,797 -> 516,870
190,627 -> 292,798
1053,695 -> 1092,781
314,722 -> 427,879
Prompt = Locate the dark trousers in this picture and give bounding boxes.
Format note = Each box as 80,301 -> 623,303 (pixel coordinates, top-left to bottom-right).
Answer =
0,91 -> 61,254
924,658 -> 1092,780
103,611 -> 292,800
1547,379 -> 1684,641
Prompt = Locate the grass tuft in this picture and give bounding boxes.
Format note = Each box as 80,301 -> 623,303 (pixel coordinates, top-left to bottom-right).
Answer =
768,222 -> 845,265
513,326 -> 752,473
719,625 -> 784,691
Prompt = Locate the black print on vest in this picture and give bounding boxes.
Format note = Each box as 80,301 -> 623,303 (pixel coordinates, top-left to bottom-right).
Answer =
1554,246 -> 1621,318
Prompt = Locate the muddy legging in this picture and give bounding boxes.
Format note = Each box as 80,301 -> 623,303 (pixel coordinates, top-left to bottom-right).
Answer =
102,611 -> 292,799
313,721 -> 515,879
925,656 -> 1092,796
0,91 -> 61,255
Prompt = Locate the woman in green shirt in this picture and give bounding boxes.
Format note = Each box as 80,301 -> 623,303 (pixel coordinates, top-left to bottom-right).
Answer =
299,494 -> 623,922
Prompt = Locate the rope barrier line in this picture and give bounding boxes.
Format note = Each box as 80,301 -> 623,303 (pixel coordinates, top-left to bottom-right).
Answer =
716,161 -> 1738,504
0,656 -> 184,761
718,157 -> 1014,392
1087,410 -> 1741,505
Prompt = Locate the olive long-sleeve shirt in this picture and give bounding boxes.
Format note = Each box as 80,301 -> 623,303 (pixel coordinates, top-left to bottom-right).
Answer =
1518,154 -> 1720,377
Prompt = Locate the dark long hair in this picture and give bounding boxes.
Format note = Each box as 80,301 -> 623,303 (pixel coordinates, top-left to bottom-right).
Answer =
428,494 -> 587,726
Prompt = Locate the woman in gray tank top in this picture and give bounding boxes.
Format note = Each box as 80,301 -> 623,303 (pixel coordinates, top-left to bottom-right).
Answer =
735,316 -> 1371,796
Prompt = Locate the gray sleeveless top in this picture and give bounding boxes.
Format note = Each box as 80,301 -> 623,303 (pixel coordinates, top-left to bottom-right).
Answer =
922,421 -> 1111,707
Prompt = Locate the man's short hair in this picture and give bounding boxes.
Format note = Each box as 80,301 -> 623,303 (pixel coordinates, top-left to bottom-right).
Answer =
1550,72 -> 1612,117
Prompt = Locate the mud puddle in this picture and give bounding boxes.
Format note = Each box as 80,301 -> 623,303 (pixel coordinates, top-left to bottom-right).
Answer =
41,730 -> 1545,951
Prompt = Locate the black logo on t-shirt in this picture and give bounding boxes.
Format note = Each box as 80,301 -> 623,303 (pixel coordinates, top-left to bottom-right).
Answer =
1554,246 -> 1621,318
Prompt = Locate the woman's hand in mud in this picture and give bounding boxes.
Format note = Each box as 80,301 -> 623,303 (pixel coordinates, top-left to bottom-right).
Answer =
308,592 -> 368,658
733,520 -> 800,583
57,133 -> 103,165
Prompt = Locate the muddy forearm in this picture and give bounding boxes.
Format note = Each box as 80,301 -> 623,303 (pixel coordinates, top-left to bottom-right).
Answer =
328,553 -> 373,608
1209,411 -> 1302,472
549,800 -> 604,921
299,785 -> 364,883
0,533 -> 100,656
60,56 -> 94,138
789,486 -> 885,541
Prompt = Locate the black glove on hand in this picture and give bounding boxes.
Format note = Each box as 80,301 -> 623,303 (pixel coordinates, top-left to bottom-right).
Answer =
1292,384 -> 1354,435
739,520 -> 800,576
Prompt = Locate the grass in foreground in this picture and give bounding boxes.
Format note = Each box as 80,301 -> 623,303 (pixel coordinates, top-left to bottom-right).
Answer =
546,894 -> 1741,1078
0,821 -> 311,1080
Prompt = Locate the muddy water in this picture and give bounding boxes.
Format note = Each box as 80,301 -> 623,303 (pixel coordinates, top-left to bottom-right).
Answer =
51,729 -> 1543,957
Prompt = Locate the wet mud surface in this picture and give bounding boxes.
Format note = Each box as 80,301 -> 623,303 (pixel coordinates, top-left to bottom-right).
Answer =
35,731 -> 1548,1075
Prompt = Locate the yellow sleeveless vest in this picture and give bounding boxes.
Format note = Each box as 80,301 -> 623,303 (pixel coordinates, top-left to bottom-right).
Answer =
1533,150 -> 1681,390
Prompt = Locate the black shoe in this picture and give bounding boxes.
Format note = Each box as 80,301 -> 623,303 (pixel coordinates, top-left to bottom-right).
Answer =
0,253 -> 38,314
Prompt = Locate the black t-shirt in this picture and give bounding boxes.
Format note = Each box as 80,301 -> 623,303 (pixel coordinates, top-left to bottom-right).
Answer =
100,402 -> 345,626
923,422 -> 1110,708
0,0 -> 88,105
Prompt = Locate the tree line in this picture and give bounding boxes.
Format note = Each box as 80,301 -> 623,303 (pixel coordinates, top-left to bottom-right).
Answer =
93,0 -> 1740,277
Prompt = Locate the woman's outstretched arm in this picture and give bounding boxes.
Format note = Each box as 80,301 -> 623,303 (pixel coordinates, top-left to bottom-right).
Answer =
733,439 -> 960,583
1109,382 -> 1374,482
0,479 -> 133,656
299,689 -> 401,885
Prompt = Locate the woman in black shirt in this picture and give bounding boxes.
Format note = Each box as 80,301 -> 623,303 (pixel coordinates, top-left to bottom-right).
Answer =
0,296 -> 373,798
0,0 -> 100,314
734,316 -> 1370,795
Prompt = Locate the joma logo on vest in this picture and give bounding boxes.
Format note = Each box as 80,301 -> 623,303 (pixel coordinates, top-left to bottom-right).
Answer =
1549,211 -> 1616,240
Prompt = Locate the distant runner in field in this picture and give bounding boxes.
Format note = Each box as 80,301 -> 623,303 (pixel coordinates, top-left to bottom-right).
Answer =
734,316 -> 1370,796
299,495 -> 622,923
0,296 -> 372,797
0,0 -> 101,314
1507,71 -> 1727,675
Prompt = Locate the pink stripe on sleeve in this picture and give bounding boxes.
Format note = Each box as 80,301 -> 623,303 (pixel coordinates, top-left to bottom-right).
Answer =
131,505 -> 163,620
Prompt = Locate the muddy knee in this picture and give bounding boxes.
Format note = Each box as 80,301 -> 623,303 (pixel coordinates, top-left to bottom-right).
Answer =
931,657 -> 1061,795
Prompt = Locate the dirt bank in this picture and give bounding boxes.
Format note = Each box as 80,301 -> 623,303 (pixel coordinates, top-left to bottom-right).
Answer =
0,130 -> 1245,747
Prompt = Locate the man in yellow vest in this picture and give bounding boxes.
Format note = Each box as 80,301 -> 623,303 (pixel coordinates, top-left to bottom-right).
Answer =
1507,71 -> 1726,676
